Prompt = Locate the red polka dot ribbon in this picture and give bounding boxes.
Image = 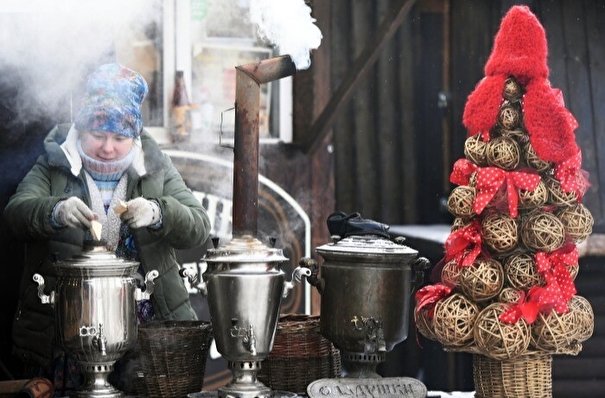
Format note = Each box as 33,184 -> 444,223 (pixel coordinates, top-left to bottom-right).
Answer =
473,167 -> 541,218
450,158 -> 478,186
534,244 -> 579,314
444,220 -> 483,267
415,283 -> 452,318
555,151 -> 590,200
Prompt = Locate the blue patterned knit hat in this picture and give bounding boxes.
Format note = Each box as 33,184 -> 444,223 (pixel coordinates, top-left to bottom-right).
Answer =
75,63 -> 148,138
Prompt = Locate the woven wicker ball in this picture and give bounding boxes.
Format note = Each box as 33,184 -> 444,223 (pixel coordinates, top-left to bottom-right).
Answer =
459,258 -> 504,302
414,306 -> 438,341
464,134 -> 488,166
432,293 -> 479,347
474,302 -> 531,360
520,210 -> 566,252
441,260 -> 461,288
567,295 -> 594,342
481,212 -> 519,254
574,172 -> 592,200
503,77 -> 523,101
544,176 -> 577,206
524,141 -> 552,173
486,136 -> 521,170
451,217 -> 468,232
468,171 -> 478,187
498,287 -> 524,304
556,203 -> 594,243
499,128 -> 528,143
518,180 -> 548,210
568,264 -> 579,281
497,102 -> 522,130
447,186 -> 476,218
531,305 -> 586,355
504,253 -> 544,290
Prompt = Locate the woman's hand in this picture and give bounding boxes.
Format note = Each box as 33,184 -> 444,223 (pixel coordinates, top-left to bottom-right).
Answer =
121,198 -> 161,229
53,197 -> 97,229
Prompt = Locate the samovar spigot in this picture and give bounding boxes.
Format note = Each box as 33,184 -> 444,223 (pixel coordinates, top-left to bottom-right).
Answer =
91,323 -> 108,356
351,316 -> 387,353
243,325 -> 257,356
230,319 -> 257,356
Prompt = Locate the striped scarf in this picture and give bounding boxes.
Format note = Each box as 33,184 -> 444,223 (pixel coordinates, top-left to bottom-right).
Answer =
77,139 -> 137,212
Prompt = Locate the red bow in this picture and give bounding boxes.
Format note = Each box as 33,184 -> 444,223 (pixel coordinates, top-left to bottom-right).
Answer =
450,159 -> 478,186
444,221 -> 483,267
473,167 -> 541,218
555,151 -> 590,200
534,244 -> 579,313
415,283 -> 452,318
500,287 -> 541,324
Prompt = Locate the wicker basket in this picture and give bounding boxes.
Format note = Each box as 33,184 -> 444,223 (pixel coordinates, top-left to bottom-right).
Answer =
473,351 -> 552,398
135,320 -> 213,398
257,314 -> 341,396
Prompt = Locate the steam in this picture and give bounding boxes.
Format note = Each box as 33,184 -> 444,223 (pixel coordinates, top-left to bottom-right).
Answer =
0,0 -> 323,128
0,0 -> 161,126
249,0 -> 323,70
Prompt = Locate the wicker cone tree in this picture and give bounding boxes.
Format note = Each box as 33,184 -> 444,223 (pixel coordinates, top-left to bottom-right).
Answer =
414,6 -> 594,398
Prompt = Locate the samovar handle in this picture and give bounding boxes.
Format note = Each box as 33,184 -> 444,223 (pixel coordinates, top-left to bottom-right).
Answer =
179,266 -> 208,296
298,257 -> 324,294
282,265 -> 312,298
411,257 -> 431,292
135,270 -> 159,301
32,273 -> 55,305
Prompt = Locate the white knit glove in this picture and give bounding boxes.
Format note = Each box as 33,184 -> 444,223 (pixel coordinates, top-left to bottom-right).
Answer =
52,197 -> 96,229
121,198 -> 162,229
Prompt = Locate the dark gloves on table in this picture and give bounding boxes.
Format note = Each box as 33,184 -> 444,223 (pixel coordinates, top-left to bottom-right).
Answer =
327,211 -> 390,239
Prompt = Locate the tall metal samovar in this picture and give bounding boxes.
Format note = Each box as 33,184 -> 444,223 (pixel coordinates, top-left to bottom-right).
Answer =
34,245 -> 157,398
186,236 -> 308,398
303,217 -> 430,398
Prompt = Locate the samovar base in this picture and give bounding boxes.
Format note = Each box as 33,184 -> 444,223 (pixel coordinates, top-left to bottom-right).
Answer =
340,351 -> 386,378
74,361 -> 123,398
190,392 -> 299,398
218,360 -> 271,398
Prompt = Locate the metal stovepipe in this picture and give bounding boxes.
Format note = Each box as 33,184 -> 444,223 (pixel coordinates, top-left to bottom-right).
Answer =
233,55 -> 297,237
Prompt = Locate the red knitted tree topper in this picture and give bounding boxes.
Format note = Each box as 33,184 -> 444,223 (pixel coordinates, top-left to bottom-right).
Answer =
462,5 -> 579,163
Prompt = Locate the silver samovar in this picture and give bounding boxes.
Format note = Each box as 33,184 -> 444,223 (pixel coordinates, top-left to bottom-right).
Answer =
186,236 -> 309,398
303,231 -> 430,398
34,245 -> 158,398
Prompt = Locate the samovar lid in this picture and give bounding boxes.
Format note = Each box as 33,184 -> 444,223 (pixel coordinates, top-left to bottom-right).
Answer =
204,235 -> 288,263
55,244 -> 139,276
316,235 -> 418,262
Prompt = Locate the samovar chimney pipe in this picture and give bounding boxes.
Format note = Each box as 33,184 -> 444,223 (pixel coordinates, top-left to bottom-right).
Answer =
233,55 -> 297,237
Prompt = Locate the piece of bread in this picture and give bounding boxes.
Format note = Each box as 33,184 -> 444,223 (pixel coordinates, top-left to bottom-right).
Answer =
114,200 -> 128,215
90,220 -> 103,241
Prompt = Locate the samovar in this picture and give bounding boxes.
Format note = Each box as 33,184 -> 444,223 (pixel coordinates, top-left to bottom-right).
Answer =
34,244 -> 158,398
184,236 -> 309,398
302,219 -> 430,397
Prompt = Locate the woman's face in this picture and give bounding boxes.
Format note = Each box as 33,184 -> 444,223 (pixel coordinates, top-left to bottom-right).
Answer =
80,131 -> 134,161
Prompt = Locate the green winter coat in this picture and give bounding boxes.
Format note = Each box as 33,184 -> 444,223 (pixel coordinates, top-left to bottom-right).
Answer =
3,123 -> 211,369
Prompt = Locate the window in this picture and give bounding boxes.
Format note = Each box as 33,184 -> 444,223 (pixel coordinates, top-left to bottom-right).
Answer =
116,0 -> 292,145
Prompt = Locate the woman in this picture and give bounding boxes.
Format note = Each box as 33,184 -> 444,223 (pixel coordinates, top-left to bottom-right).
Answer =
3,63 -> 211,393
